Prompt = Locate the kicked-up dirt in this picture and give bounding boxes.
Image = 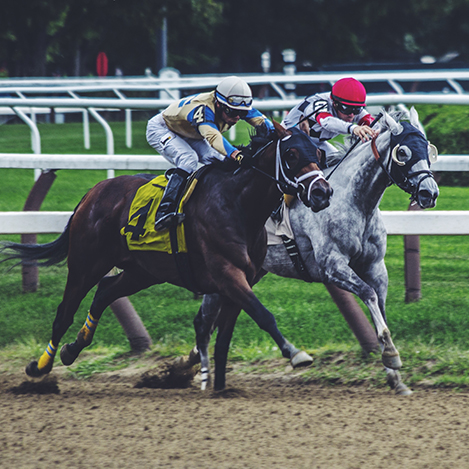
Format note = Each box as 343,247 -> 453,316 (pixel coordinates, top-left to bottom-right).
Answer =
1,357 -> 469,468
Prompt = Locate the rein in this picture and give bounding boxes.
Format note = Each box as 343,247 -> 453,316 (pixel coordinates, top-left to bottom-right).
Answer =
325,112 -> 383,181
243,137 -> 325,198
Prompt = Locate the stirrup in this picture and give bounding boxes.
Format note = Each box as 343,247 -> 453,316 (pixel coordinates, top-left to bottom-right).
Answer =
154,212 -> 185,231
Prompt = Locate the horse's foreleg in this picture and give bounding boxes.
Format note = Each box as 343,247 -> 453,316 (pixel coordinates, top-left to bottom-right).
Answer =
245,296 -> 310,364
213,301 -> 240,391
223,276 -> 312,367
343,290 -> 401,370
326,264 -> 401,370
385,367 -> 412,396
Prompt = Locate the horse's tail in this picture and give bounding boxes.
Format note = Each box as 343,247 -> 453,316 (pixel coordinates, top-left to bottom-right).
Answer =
0,199 -> 82,267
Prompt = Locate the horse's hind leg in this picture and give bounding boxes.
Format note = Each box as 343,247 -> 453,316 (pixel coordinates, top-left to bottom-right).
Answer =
192,293 -> 223,390
61,270 -> 155,366
26,272 -> 104,378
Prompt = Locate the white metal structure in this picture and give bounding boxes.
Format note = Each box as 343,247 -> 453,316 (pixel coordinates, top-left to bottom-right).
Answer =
2,69 -> 469,162
0,71 -> 468,236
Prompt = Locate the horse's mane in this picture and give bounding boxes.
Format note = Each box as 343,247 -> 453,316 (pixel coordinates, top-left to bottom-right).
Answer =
326,110 -> 408,167
237,126 -> 275,158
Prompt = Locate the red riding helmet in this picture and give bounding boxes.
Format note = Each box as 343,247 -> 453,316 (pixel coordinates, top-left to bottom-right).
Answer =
331,78 -> 367,106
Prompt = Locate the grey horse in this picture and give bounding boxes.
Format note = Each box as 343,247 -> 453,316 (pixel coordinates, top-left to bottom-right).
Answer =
187,108 -> 439,395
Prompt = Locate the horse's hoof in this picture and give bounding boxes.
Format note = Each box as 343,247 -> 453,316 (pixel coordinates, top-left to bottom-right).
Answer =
382,352 -> 402,370
291,351 -> 313,368
60,344 -> 78,366
395,383 -> 413,396
25,361 -> 48,378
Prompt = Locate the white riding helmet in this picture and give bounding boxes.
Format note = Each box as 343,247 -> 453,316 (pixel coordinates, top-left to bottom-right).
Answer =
215,76 -> 253,110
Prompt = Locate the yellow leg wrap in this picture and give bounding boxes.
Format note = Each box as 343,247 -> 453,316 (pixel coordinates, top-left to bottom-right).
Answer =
79,312 -> 99,344
37,341 -> 57,371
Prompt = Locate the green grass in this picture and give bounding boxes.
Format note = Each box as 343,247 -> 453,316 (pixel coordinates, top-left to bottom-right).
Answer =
1,114 -> 469,388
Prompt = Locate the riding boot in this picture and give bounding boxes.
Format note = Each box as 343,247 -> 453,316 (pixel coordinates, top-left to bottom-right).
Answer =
154,168 -> 190,231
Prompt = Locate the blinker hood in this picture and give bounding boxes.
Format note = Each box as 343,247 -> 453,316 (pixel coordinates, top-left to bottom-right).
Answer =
278,127 -> 319,179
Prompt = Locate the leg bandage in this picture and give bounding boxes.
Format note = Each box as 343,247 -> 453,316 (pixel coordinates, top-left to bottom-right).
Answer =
37,341 -> 57,370
80,312 -> 98,344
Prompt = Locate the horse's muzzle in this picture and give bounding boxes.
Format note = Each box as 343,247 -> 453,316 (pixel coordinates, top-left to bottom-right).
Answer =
305,185 -> 333,213
415,175 -> 439,209
417,188 -> 439,209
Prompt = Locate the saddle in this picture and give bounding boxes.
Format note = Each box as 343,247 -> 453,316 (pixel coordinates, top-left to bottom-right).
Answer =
121,167 -> 211,294
121,166 -> 209,253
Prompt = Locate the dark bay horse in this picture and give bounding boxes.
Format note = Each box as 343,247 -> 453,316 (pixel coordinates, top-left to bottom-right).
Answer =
191,109 -> 439,394
2,120 -> 332,388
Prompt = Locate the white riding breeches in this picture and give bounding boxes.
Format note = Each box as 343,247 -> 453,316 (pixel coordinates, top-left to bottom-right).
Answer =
146,113 -> 225,173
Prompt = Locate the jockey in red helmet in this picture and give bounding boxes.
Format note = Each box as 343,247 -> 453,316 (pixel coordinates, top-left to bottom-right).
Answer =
283,77 -> 378,166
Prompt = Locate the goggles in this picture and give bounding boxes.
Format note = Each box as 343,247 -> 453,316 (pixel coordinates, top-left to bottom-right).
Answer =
221,105 -> 248,118
226,95 -> 253,107
334,101 -> 363,115
217,91 -> 252,108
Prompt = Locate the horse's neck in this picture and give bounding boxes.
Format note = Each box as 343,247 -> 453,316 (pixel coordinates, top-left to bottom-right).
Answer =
334,133 -> 391,213
241,141 -> 283,225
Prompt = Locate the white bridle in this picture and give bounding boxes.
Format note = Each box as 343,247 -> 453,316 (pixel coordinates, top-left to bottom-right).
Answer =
275,139 -> 326,199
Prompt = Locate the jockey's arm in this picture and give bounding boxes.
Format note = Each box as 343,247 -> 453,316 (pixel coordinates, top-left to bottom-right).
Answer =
244,109 -> 275,133
189,104 -> 237,159
317,111 -> 377,142
198,122 -> 238,158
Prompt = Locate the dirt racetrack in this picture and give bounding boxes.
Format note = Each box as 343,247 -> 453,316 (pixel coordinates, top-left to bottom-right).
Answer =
2,358 -> 469,469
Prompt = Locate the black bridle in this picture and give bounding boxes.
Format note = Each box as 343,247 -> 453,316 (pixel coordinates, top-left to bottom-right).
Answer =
240,128 -> 326,201
371,124 -> 435,202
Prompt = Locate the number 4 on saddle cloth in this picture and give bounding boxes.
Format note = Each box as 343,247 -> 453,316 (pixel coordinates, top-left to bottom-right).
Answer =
121,171 -> 201,254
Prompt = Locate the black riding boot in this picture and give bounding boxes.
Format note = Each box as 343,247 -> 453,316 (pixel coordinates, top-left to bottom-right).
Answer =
154,168 -> 190,231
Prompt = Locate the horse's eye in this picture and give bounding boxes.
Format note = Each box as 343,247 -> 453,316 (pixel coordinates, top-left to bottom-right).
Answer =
396,145 -> 412,163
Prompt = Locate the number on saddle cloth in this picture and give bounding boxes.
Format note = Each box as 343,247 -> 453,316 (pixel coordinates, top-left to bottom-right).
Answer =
120,167 -> 211,253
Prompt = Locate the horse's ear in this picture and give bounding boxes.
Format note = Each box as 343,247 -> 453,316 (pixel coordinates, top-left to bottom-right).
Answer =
273,119 -> 289,139
382,110 -> 403,135
409,107 -> 420,127
409,106 -> 426,134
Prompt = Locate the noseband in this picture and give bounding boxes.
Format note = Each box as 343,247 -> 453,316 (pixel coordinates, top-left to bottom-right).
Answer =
247,132 -> 326,202
371,134 -> 435,201
275,139 -> 325,203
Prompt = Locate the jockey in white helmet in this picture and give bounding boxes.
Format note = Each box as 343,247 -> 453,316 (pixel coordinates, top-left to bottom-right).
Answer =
147,76 -> 274,231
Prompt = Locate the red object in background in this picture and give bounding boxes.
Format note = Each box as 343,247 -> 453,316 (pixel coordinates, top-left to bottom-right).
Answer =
96,52 -> 108,77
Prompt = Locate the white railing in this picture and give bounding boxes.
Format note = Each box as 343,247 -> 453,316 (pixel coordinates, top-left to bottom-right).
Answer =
0,153 -> 172,171
2,69 -> 469,161
0,211 -> 467,236
0,153 -> 465,236
0,152 -> 463,171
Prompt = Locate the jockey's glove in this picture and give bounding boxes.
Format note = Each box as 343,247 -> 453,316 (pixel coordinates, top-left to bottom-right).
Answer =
234,152 -> 252,168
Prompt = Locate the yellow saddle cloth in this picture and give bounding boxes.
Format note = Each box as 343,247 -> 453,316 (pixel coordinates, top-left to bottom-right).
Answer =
120,174 -> 197,253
